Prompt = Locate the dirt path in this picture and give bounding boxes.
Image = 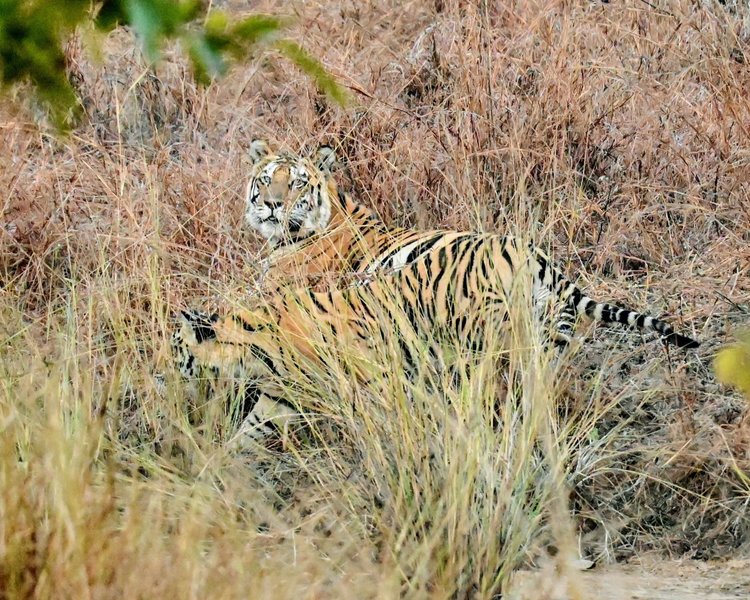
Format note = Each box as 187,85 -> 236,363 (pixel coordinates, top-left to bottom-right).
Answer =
509,559 -> 750,600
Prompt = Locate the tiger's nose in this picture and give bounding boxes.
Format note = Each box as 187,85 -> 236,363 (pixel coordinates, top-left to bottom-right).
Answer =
264,199 -> 284,209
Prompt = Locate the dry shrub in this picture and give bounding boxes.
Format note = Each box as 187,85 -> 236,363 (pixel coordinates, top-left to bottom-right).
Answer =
1,0 -> 750,597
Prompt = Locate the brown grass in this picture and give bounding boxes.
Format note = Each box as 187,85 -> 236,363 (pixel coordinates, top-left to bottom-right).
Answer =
1,0 -> 749,598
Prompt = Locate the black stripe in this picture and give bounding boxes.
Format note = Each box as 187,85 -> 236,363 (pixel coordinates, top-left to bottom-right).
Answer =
431,247 -> 449,297
353,321 -> 370,340
236,384 -> 262,420
403,297 -> 420,332
404,233 -> 444,265
461,239 -> 483,298
268,394 -> 297,411
480,255 -> 490,281
249,345 -> 281,376
404,268 -> 427,319
350,252 -> 366,273
357,293 -> 376,321
182,311 -> 219,343
501,246 -> 514,272
308,291 -> 329,314
597,304 -> 611,322
455,314 -> 468,336
337,190 -> 349,209
231,314 -> 271,334
370,243 -> 405,270
338,287 -> 355,309
535,254 -> 548,281
193,322 -> 216,343
663,332 -> 700,349
398,337 -> 417,372
567,286 -> 583,310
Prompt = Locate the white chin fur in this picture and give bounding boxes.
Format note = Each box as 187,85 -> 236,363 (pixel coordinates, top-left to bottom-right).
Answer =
245,212 -> 281,244
258,223 -> 283,245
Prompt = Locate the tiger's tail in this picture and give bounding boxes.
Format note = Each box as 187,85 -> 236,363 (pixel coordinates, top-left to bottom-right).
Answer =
555,279 -> 699,349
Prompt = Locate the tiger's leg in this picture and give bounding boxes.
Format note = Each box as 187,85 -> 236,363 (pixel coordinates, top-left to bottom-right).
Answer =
552,303 -> 576,347
531,281 -> 575,349
174,310 -> 299,448
228,383 -> 299,450
174,281 -> 405,448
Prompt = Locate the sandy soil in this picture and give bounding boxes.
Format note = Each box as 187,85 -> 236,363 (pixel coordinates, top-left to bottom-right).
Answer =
509,558 -> 750,600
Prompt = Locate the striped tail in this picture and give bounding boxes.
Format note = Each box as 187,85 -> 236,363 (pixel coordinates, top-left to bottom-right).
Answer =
558,282 -> 699,349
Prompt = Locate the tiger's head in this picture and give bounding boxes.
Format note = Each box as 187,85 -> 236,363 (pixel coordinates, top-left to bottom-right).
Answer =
245,139 -> 338,247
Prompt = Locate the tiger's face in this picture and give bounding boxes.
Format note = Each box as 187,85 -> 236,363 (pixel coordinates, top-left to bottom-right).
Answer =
245,140 -> 337,247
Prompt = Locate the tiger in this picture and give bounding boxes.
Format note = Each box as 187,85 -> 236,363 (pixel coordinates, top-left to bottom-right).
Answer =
172,224 -> 700,446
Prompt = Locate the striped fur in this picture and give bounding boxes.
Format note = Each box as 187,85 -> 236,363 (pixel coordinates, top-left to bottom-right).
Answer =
244,142 -> 697,348
173,229 -> 699,444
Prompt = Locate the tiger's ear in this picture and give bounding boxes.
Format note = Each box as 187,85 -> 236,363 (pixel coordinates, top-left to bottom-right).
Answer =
312,144 -> 337,176
249,139 -> 271,165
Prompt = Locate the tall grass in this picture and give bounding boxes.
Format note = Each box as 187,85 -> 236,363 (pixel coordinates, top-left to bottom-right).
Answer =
1,0 -> 749,597
1,247 -> 601,598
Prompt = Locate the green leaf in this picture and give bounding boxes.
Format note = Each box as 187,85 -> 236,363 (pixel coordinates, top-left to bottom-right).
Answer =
231,15 -> 285,47
275,40 -> 348,105
95,0 -> 127,32
177,0 -> 202,23
124,0 -> 166,61
0,2 -> 343,130
123,0 -> 200,61
187,32 -> 226,85
0,0 -> 82,129
203,10 -> 230,36
201,13 -> 284,61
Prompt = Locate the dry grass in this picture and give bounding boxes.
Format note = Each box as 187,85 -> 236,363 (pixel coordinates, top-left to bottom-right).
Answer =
1,0 -> 749,598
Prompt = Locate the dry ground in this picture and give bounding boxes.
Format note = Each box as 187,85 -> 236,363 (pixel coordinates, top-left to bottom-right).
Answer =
509,557 -> 750,599
1,0 -> 749,598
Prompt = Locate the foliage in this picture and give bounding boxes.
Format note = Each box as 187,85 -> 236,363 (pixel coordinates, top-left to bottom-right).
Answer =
0,0 -> 346,129
714,330 -> 750,401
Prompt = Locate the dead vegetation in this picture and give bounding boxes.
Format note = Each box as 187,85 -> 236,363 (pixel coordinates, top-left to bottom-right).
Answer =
1,0 -> 749,598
